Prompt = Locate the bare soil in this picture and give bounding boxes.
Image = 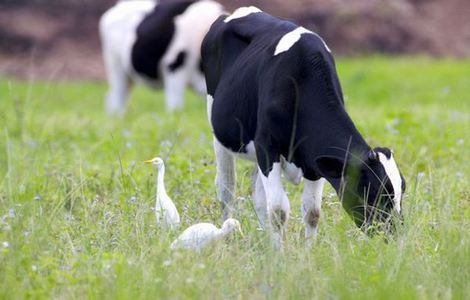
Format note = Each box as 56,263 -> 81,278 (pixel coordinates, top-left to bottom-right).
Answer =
0,0 -> 469,80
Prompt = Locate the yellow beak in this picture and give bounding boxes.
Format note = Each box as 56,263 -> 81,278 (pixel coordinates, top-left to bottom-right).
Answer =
144,159 -> 154,164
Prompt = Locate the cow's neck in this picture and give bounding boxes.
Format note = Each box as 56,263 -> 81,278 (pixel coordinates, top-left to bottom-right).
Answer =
298,101 -> 371,191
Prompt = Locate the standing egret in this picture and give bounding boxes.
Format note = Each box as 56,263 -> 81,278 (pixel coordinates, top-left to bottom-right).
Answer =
170,218 -> 243,251
145,157 -> 180,228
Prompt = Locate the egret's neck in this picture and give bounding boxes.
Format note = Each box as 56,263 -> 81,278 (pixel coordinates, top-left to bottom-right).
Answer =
157,165 -> 168,199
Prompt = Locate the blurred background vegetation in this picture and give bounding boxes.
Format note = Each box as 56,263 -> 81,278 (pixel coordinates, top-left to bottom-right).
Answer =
0,0 -> 469,80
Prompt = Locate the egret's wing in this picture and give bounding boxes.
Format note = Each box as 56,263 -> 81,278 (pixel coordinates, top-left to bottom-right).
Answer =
171,223 -> 218,250
164,199 -> 180,225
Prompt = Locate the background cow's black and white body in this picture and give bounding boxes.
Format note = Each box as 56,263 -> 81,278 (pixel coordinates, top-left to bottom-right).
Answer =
99,0 -> 223,115
202,7 -> 405,246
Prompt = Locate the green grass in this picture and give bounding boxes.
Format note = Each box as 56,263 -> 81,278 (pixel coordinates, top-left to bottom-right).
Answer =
0,57 -> 469,299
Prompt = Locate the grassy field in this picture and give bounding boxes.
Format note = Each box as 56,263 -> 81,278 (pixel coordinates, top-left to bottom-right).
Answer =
0,57 -> 469,299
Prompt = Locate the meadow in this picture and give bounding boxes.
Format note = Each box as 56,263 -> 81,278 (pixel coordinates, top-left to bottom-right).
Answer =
0,57 -> 468,299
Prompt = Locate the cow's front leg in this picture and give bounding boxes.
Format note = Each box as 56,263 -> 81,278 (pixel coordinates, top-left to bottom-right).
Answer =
301,178 -> 325,245
213,138 -> 236,221
258,162 -> 290,248
162,67 -> 188,112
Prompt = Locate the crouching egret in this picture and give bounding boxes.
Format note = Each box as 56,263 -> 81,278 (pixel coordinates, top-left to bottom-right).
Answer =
170,218 -> 243,251
145,157 -> 180,228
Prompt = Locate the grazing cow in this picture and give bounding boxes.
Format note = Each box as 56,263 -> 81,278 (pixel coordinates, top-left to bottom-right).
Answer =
202,7 -> 406,246
99,0 -> 224,115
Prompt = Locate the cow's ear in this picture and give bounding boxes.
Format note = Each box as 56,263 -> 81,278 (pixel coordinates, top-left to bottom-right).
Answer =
315,156 -> 345,178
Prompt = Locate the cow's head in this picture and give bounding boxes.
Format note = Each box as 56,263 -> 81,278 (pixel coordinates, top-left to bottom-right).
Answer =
316,147 -> 406,234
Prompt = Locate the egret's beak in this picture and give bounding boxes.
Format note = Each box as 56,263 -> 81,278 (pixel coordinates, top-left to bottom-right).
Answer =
144,159 -> 154,164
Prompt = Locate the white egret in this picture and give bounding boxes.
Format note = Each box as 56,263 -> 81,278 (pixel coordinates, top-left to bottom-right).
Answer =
145,157 -> 180,228
170,218 -> 243,251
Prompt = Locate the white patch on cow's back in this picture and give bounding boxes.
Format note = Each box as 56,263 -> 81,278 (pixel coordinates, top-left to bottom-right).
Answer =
378,152 -> 402,214
224,6 -> 261,23
274,27 -> 331,56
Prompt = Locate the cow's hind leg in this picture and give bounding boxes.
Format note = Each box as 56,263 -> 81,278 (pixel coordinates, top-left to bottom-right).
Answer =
213,138 -> 236,221
252,168 -> 268,228
301,178 -> 325,246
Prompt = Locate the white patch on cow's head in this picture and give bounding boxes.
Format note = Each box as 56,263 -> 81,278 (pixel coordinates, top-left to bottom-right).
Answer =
224,6 -> 261,23
377,152 -> 402,214
274,27 -> 331,56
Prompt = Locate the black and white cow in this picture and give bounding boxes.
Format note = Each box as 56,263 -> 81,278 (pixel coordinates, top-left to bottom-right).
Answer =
99,0 -> 224,115
202,7 -> 406,245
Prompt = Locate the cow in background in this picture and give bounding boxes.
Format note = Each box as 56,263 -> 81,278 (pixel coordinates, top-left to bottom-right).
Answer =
100,0 -> 224,115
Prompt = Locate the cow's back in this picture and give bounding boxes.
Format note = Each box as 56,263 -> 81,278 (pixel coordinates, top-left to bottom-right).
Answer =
203,8 -> 346,161
202,11 -> 297,152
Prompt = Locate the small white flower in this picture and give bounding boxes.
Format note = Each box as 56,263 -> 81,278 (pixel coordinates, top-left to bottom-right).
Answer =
103,263 -> 112,272
162,259 -> 172,267
64,213 -> 74,221
2,241 -> 10,248
126,142 -> 133,149
186,277 -> 194,284
122,129 -> 131,137
31,265 -> 38,272
457,139 -> 464,145
60,265 -> 71,271
8,208 -> 15,218
417,172 -> 425,180
161,140 -> 173,148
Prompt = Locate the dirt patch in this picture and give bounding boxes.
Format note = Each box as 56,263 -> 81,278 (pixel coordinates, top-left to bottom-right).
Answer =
0,0 -> 469,80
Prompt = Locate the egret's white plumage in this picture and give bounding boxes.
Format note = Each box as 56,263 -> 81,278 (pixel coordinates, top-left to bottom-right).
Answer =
170,218 -> 243,251
145,157 -> 180,228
